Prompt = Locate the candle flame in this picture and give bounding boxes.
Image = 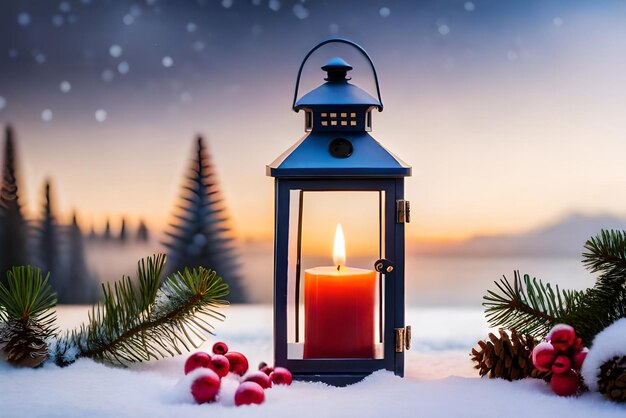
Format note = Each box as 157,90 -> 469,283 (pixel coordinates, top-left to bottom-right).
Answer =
333,223 -> 346,270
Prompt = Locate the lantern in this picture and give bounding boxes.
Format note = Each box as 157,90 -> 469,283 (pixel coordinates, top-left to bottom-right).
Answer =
267,39 -> 412,385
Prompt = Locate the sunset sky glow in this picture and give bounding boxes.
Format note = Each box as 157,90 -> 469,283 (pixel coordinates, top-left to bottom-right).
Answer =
1,0 -> 626,244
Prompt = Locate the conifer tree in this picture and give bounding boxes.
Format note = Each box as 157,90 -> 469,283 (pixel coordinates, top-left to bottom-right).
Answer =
104,218 -> 111,240
34,180 -> 62,295
63,212 -> 98,303
0,125 -> 29,282
163,136 -> 245,302
137,218 -> 149,242
119,217 -> 127,242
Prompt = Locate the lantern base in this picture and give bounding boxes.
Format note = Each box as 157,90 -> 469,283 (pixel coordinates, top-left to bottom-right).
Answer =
292,372 -> 372,387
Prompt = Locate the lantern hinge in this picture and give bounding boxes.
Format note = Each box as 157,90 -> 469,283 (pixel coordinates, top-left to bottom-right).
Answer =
396,200 -> 410,224
395,326 -> 411,352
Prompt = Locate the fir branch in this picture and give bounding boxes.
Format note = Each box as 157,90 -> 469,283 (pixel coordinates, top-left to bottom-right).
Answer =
0,266 -> 57,335
582,229 -> 626,276
55,254 -> 229,366
483,271 -> 584,338
0,266 -> 57,367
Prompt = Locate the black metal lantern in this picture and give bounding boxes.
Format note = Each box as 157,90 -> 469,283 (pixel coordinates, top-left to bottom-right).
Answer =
267,39 -> 412,385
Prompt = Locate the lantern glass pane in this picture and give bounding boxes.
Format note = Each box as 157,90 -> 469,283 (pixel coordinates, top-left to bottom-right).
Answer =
286,190 -> 385,360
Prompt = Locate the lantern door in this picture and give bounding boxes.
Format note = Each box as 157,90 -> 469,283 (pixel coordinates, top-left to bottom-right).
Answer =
273,178 -> 405,384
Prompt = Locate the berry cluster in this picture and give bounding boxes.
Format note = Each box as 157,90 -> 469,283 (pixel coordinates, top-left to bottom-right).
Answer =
532,324 -> 588,396
181,341 -> 292,406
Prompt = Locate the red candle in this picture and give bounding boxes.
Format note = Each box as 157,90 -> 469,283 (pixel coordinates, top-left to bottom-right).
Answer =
303,225 -> 376,359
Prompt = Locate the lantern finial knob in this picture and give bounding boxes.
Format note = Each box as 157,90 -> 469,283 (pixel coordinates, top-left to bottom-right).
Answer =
321,57 -> 352,82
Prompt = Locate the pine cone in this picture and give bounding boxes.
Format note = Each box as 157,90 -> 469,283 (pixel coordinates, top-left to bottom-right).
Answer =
471,328 -> 551,381
598,355 -> 626,403
0,320 -> 49,368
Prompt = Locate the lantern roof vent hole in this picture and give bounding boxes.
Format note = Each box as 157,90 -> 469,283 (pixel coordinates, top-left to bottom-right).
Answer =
322,57 -> 353,82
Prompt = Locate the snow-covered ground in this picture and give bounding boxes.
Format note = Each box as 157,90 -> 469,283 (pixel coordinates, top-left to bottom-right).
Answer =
1,305 -> 623,417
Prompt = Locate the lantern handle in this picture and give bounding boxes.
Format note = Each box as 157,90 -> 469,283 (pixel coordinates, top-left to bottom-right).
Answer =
292,38 -> 384,112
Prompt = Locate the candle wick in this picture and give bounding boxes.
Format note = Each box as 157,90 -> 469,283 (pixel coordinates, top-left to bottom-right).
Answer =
337,265 -> 340,271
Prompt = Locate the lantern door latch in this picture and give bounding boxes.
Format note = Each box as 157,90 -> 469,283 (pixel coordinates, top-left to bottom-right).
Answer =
395,326 -> 412,353
397,200 -> 410,223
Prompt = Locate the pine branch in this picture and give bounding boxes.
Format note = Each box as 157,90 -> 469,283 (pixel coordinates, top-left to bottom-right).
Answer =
483,271 -> 584,338
0,266 -> 57,334
570,229 -> 626,342
0,266 -> 57,367
582,229 -> 626,276
54,254 -> 229,366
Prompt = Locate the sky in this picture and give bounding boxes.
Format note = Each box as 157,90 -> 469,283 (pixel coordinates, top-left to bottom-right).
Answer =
1,0 -> 626,244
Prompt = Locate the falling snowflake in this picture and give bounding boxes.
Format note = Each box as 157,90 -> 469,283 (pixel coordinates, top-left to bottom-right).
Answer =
118,61 -> 130,74
186,22 -> 197,32
123,14 -> 135,25
0,97 -> 6,110
101,69 -> 115,82
293,4 -> 309,20
17,13 -> 31,27
252,0 -> 262,5
52,15 -> 64,27
162,56 -> 174,67
251,24 -> 262,36
269,0 -> 280,12
130,5 -> 142,17
329,23 -> 339,35
180,91 -> 192,104
41,109 -> 53,122
8,49 -> 18,59
553,17 -> 563,27
60,81 -> 71,93
109,44 -> 123,58
193,41 -> 205,52
59,2 -> 71,12
507,50 -> 518,61
379,7 -> 391,18
95,109 -> 107,122
438,24 -> 450,36
34,53 -> 46,64
464,2 -> 475,12
222,0 -> 233,8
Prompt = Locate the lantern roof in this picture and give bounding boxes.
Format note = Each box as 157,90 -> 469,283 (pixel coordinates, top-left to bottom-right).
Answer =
267,132 -> 411,178
294,58 -> 382,111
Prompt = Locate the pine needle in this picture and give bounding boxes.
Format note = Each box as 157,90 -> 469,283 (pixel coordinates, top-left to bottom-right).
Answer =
54,254 -> 229,366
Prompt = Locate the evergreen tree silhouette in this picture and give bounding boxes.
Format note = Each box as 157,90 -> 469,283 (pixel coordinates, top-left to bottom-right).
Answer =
0,125 -> 29,282
137,218 -> 149,242
104,218 -> 111,240
119,217 -> 127,242
64,211 -> 98,303
163,136 -> 245,302
34,180 -> 62,294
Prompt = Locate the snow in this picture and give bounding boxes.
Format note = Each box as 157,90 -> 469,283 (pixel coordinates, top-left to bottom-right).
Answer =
581,318 -> 626,391
1,306 -> 624,417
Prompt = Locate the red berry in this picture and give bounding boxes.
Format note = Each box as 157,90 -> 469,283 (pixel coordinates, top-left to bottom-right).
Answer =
532,342 -> 556,372
212,341 -> 229,355
551,355 -> 571,375
225,352 -> 249,376
244,371 -> 272,389
547,324 -> 576,352
184,352 -> 212,375
269,367 -> 292,385
550,369 -> 579,396
572,349 -> 588,370
260,365 -> 274,376
210,354 -> 230,378
191,370 -> 221,404
234,382 -> 265,406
